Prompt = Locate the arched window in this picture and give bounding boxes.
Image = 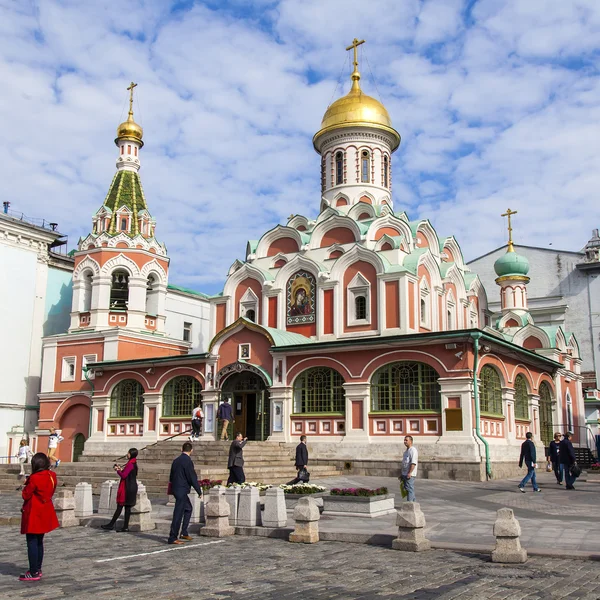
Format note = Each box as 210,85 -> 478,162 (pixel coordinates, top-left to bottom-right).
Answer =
566,390 -> 573,431
163,376 -> 202,417
361,150 -> 370,183
479,366 -> 503,415
110,270 -> 129,310
246,309 -> 256,322
514,374 -> 529,420
371,362 -> 441,412
110,379 -> 144,418
420,299 -> 427,323
81,271 -> 93,312
355,295 -> 367,320
146,274 -> 159,315
335,151 -> 343,185
383,156 -> 389,188
293,367 -> 345,413
419,280 -> 430,328
539,382 -> 553,445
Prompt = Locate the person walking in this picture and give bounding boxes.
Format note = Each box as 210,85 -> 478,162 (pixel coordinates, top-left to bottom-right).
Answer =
286,435 -> 309,485
546,432 -> 563,485
47,428 -> 63,467
227,432 -> 248,485
101,448 -> 138,532
217,398 -> 233,441
168,442 -> 202,545
559,431 -> 578,490
189,403 -> 204,441
400,435 -> 418,502
19,453 -> 59,582
518,432 -> 541,493
16,439 -> 32,477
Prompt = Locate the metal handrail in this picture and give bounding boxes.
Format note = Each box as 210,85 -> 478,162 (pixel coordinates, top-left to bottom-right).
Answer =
550,424 -> 598,461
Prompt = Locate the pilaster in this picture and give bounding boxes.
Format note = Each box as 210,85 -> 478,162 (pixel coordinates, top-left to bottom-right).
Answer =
141,392 -> 161,442
342,382 -> 369,442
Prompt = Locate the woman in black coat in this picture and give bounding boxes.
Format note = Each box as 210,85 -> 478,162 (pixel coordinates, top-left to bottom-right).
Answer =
101,448 -> 138,532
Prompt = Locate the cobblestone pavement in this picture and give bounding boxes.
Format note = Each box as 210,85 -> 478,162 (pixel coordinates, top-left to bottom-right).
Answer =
2,526 -> 600,600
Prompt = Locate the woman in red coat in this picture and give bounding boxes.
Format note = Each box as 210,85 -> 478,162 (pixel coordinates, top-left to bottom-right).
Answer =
20,452 -> 59,582
101,448 -> 138,532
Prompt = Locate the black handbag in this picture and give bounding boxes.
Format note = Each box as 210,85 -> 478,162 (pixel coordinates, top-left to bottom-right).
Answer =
298,468 -> 310,483
570,464 -> 582,478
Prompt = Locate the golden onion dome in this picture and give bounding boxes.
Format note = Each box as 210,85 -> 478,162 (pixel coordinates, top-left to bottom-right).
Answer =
313,71 -> 400,152
115,113 -> 144,146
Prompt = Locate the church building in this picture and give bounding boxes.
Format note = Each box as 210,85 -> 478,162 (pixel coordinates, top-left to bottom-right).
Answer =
38,43 -> 585,479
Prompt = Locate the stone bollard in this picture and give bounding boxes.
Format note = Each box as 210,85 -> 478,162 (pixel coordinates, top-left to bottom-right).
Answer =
54,489 -> 80,527
238,486 -> 261,527
491,508 -> 527,563
74,482 -> 93,518
200,487 -> 235,537
129,484 -> 155,532
263,487 -> 287,528
98,480 -> 117,516
392,502 -> 430,552
225,486 -> 241,525
189,491 -> 203,524
289,497 -> 320,543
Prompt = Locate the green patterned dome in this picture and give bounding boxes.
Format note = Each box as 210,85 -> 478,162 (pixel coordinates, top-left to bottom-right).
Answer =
494,250 -> 530,278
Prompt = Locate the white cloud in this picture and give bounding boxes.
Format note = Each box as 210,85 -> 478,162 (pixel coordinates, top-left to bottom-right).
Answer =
0,0 -> 599,295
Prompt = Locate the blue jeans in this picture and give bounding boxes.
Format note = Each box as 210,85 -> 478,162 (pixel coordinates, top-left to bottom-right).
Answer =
26,533 -> 44,575
564,465 -> 577,488
552,461 -> 563,483
168,493 -> 192,543
401,475 -> 416,502
519,464 -> 538,490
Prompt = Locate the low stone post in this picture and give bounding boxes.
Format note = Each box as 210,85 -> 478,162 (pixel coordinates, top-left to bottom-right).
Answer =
225,486 -> 241,525
392,502 -> 430,552
74,482 -> 93,518
289,497 -> 320,543
263,487 -> 287,528
491,508 -> 527,563
238,486 -> 261,527
129,483 -> 155,532
98,480 -> 117,516
200,487 -> 234,537
54,489 -> 80,527
189,491 -> 203,524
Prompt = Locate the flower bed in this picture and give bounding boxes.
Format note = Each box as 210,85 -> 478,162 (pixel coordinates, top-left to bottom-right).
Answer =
279,483 -> 327,495
199,479 -> 222,492
330,487 -> 388,497
589,463 -> 600,471
226,481 -> 272,492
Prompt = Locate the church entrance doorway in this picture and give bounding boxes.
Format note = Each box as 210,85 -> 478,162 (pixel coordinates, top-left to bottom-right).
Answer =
220,370 -> 270,441
72,433 -> 86,462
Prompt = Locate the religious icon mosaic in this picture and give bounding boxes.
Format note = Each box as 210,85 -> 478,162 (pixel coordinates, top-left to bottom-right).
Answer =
287,270 -> 316,325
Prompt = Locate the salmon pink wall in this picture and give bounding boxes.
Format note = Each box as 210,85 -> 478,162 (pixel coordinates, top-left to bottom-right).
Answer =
320,227 -> 356,247
374,227 -> 402,241
74,249 -> 169,272
54,341 -> 105,392
117,339 -> 187,360
268,297 -> 278,328
216,303 -> 226,332
56,402 -> 90,461
234,278 -> 263,321
323,289 -> 334,335
385,281 -> 399,328
267,237 -> 300,256
217,329 -> 273,373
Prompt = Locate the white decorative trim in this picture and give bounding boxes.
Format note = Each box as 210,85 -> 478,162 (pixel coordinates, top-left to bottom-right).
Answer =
347,272 -> 371,326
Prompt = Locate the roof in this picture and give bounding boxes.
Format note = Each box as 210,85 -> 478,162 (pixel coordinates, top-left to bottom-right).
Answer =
167,284 -> 210,299
101,170 -> 150,236
261,324 -> 316,347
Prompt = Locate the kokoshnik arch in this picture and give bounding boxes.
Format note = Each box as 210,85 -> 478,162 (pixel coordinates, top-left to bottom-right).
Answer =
38,45 -> 584,480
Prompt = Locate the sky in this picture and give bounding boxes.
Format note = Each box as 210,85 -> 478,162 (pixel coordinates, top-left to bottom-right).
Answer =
1,0 -> 599,295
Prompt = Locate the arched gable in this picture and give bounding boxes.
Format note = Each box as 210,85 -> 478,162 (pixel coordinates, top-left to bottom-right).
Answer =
73,255 -> 101,279
348,202 -> 376,221
273,255 -> 322,291
270,254 -> 288,269
416,251 -> 443,290
141,259 -> 168,286
329,245 -> 385,281
228,259 -> 244,276
441,237 -> 465,268
477,356 -> 509,387
235,278 -> 263,321
309,215 -> 362,250
498,311 -> 533,329
223,263 -> 270,299
287,215 -> 310,232
316,207 -> 341,224
255,225 -> 303,259
156,368 -> 205,394
567,333 -> 580,359
512,324 -> 551,349
510,365 -> 535,390
442,263 -> 467,300
414,221 -> 440,258
374,234 -> 405,252
101,253 -> 141,277
367,215 -> 413,248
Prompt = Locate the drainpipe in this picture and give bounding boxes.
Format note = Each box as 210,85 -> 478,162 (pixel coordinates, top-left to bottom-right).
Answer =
471,332 -> 492,480
83,366 -> 95,439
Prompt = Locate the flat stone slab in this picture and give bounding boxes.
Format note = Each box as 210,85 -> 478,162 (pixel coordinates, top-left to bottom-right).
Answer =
322,494 -> 395,517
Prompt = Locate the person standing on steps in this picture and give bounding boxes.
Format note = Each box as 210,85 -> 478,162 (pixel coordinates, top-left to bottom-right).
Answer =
101,448 -> 138,532
168,442 -> 203,545
546,432 -> 563,485
190,402 -> 204,442
400,435 -> 418,502
559,431 -> 578,490
19,453 -> 59,582
227,432 -> 248,485
518,432 -> 541,493
47,428 -> 63,467
286,435 -> 309,485
217,398 -> 233,441
16,439 -> 32,478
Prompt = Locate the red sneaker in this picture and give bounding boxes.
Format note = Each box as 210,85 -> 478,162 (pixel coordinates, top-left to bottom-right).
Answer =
19,571 -> 41,582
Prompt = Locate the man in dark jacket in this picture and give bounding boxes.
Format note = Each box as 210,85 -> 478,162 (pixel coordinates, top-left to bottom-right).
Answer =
168,442 -> 202,545
559,431 -> 578,490
217,399 -> 233,441
546,432 -> 563,484
227,432 -> 247,485
286,436 -> 309,485
518,432 -> 541,493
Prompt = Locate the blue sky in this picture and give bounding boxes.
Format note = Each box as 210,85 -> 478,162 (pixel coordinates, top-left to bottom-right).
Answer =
1,0 -> 599,295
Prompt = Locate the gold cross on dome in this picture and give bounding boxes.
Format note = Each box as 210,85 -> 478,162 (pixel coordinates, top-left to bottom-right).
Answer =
501,208 -> 518,251
346,38 -> 365,73
127,81 -> 138,117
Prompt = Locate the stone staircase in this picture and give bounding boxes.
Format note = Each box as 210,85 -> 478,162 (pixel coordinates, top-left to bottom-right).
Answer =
0,439 -> 342,497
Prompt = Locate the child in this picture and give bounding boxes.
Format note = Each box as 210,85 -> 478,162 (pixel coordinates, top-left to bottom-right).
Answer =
47,428 -> 64,467
19,452 -> 59,581
189,403 -> 204,441
16,439 -> 32,477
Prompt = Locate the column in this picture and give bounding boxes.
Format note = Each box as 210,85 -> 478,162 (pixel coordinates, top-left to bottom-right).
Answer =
126,276 -> 147,329
437,377 -> 475,441
90,395 -> 110,441
269,387 -> 291,442
141,392 -> 161,442
503,388 -> 516,442
91,275 -> 111,329
342,382 -> 369,442
201,390 -> 219,441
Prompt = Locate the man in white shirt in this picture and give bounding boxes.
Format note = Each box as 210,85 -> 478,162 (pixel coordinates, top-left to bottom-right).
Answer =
400,435 -> 418,502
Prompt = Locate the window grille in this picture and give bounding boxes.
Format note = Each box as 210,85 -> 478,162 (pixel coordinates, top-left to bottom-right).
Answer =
538,382 -> 553,445
163,376 -> 202,417
420,298 -> 426,323
110,270 -> 129,309
370,362 -> 441,412
335,152 -> 343,185
355,295 -> 367,320
383,156 -> 389,188
293,368 -> 345,413
110,379 -> 144,418
361,150 -> 370,183
514,374 -> 529,420
479,366 -> 503,415
246,309 -> 256,322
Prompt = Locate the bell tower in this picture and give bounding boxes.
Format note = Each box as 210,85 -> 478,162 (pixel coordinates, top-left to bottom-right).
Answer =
70,83 -> 169,333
